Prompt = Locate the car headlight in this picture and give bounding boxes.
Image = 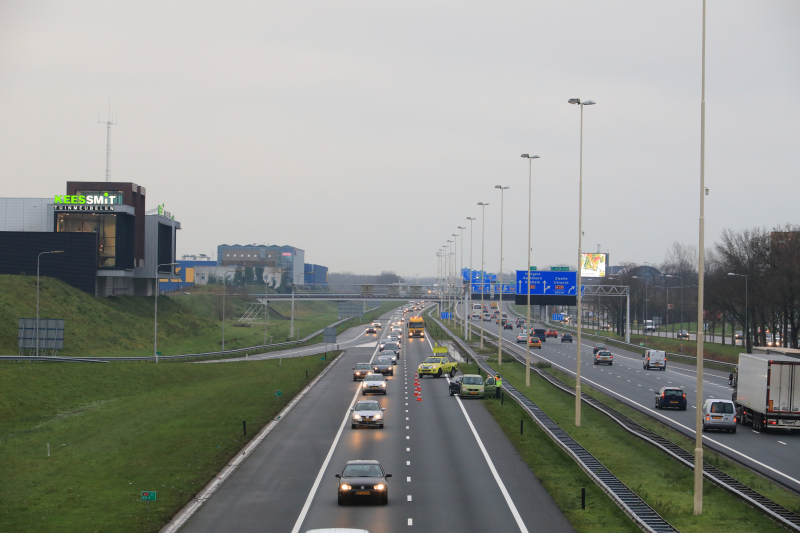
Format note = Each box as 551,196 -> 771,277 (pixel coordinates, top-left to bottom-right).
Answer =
355,371 -> 361,375
374,484 -> 385,490
362,382 -> 367,387
374,414 -> 382,419
374,367 -> 379,371
340,484 -> 351,490
353,414 -> 362,420
380,382 -> 386,387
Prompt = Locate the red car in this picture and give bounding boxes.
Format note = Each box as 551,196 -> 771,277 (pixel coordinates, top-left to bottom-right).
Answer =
545,329 -> 558,338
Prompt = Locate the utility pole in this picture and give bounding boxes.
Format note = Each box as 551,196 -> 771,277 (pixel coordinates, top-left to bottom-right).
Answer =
98,100 -> 117,182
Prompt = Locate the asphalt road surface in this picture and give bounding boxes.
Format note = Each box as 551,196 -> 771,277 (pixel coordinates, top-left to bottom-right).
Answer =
179,306 -> 574,533
458,301 -> 800,494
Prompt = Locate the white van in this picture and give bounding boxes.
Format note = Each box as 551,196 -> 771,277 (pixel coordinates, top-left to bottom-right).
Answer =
701,399 -> 737,433
644,320 -> 656,332
643,349 -> 666,371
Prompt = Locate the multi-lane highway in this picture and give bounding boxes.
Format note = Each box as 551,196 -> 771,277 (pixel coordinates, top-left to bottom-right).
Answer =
178,306 -> 574,533
459,301 -> 800,493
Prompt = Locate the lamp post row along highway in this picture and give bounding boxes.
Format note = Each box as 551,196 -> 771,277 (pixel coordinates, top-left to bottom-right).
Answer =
694,0 -> 708,514
568,97 -> 595,426
36,250 -> 64,357
466,216 -> 476,340
458,226 -> 465,336
478,202 -> 489,348
154,262 -> 178,363
495,185 -> 509,366
521,154 -> 540,387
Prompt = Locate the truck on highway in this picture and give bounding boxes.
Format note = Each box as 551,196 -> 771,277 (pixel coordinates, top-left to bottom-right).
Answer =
408,316 -> 425,338
730,351 -> 800,432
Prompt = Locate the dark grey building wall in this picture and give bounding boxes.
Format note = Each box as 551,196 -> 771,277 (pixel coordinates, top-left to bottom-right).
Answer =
0,232 -> 98,294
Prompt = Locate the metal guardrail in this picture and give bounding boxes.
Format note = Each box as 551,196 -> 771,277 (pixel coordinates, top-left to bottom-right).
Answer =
428,312 -> 679,533
503,305 -> 737,370
0,308 -> 385,363
453,308 -> 800,531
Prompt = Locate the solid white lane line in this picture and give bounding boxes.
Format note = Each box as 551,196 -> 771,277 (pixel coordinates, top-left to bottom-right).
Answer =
454,394 -> 529,533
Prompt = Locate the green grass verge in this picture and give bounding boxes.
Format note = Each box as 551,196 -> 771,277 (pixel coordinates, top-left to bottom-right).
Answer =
439,316 -> 797,532
0,353 -> 338,532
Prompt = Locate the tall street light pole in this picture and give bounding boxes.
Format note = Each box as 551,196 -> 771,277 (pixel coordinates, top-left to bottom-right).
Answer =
728,273 -> 748,352
467,217 -> 476,340
477,202 -> 489,348
222,268 -> 243,352
36,250 -> 63,357
694,0 -> 708,515
458,226 -> 466,335
452,233 -> 459,326
666,275 -> 684,337
446,240 -> 453,324
495,185 -> 510,366
154,261 -> 179,363
568,97 -> 595,427
522,154 -> 540,387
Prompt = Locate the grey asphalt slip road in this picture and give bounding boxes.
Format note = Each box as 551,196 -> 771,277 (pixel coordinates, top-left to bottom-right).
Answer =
179,306 -> 573,533
196,318 -> 375,364
462,301 -> 800,493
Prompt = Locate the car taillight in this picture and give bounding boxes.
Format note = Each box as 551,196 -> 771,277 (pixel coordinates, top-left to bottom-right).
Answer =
683,393 -> 686,399
661,393 -> 665,399
706,416 -> 710,421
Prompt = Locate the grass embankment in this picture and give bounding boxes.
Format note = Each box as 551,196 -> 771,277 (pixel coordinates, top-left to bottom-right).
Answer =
0,353 -> 338,533
432,312 -> 799,532
0,275 -> 396,357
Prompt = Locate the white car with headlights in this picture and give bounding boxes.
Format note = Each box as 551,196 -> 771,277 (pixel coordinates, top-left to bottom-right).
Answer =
361,373 -> 387,395
351,400 -> 386,429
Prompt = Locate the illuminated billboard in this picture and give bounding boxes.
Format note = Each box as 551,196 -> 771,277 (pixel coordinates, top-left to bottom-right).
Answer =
580,253 -> 607,278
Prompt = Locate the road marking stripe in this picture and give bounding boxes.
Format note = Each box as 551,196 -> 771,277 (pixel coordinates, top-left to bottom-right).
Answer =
407,476 -> 411,482
408,518 -> 413,526
454,393 -> 529,532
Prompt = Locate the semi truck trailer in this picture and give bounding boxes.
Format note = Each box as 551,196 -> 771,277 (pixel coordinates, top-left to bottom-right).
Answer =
730,351 -> 800,432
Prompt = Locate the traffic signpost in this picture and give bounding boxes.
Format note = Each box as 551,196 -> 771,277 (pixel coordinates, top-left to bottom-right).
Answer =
551,266 -> 570,272
141,491 -> 156,512
432,346 -> 448,354
552,314 -> 564,321
274,390 -> 282,405
516,270 -> 581,295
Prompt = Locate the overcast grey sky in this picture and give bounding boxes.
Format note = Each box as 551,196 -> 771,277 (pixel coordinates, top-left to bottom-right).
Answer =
1,1 -> 798,277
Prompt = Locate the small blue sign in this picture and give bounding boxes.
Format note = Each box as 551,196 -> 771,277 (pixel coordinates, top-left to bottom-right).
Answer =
552,314 -> 564,321
440,312 -> 451,319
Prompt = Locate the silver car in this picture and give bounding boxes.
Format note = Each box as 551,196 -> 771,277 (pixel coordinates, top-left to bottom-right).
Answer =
361,373 -> 387,395
351,400 -> 385,429
702,399 -> 737,433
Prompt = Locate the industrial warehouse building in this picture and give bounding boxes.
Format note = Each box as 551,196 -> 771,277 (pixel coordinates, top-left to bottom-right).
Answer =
0,182 -> 180,297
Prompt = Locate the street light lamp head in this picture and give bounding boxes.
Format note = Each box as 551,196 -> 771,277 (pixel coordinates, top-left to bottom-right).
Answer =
477,202 -> 489,206
521,153 -> 529,158
568,98 -> 581,105
583,100 -> 596,105
53,250 -> 64,254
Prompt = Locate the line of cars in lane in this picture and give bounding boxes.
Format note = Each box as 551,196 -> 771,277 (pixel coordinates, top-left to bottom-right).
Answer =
335,308 -> 411,510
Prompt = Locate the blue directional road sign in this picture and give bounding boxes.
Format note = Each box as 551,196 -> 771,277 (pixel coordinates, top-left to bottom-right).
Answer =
515,270 -> 583,295
470,283 -> 514,294
440,312 -> 451,319
552,314 -> 564,321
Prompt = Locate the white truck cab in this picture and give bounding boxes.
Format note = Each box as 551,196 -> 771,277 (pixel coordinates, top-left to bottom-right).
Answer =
643,349 -> 666,371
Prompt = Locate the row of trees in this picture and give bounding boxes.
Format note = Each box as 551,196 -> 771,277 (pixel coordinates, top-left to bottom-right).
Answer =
582,224 -> 800,352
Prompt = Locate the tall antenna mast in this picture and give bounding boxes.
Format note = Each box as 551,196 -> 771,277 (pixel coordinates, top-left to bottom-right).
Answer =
98,99 -> 117,182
